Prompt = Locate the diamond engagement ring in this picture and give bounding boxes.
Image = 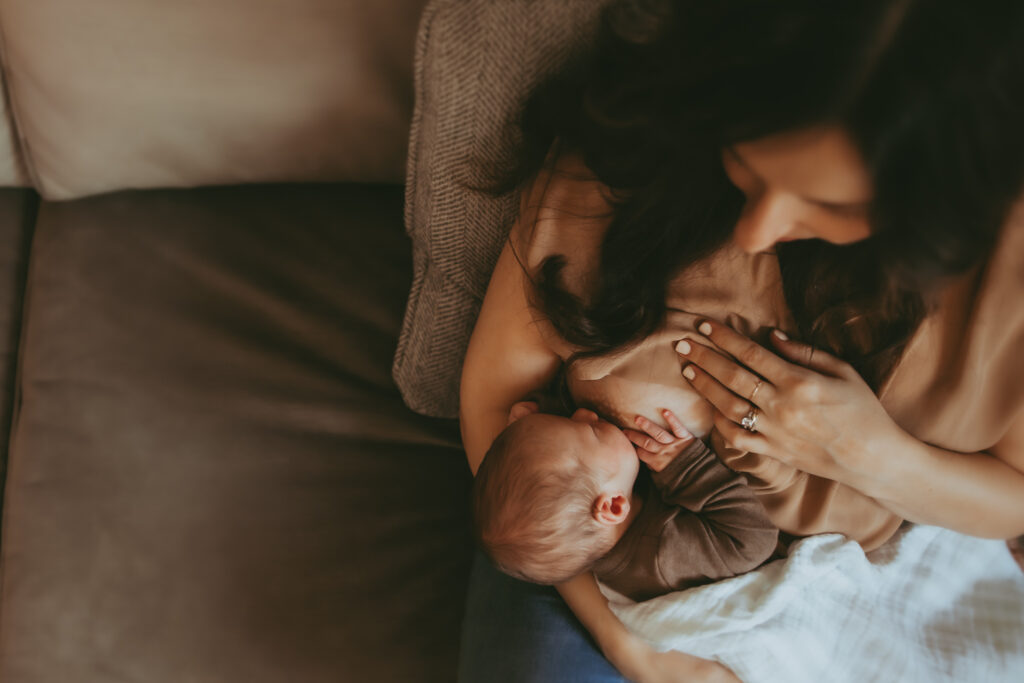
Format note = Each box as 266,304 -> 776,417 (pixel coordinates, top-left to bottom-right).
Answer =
740,407 -> 759,432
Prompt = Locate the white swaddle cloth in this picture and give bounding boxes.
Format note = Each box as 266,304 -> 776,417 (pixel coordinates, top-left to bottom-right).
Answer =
602,524 -> 1024,683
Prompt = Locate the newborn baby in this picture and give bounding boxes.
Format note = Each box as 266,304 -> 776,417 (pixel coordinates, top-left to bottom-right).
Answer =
472,400 -> 778,601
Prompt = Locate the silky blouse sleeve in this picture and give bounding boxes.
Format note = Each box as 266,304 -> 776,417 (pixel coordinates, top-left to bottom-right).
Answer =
878,199 -> 1024,457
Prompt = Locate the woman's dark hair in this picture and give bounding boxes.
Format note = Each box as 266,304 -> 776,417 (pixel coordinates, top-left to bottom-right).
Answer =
503,0 -> 1024,387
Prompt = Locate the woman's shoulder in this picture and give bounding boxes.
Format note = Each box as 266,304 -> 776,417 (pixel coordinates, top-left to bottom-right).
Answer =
880,195 -> 1024,450
509,148 -> 616,298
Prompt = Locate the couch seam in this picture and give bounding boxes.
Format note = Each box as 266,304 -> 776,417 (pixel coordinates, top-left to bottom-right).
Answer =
0,190 -> 40,647
0,8 -> 44,191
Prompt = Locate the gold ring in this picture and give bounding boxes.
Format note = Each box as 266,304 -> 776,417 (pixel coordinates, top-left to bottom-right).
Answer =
749,380 -> 763,402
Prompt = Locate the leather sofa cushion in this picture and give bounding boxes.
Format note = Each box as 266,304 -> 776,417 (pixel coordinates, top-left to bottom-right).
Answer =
393,0 -> 609,417
0,184 -> 471,682
0,189 -> 36,520
0,0 -> 428,199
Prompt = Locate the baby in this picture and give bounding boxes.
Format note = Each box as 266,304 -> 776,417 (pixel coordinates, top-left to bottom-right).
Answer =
472,400 -> 778,601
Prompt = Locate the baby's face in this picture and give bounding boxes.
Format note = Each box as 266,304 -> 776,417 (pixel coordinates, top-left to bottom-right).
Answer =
520,408 -> 640,493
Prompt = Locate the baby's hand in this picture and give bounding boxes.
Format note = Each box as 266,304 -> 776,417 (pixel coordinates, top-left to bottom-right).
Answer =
623,409 -> 696,472
507,401 -> 540,425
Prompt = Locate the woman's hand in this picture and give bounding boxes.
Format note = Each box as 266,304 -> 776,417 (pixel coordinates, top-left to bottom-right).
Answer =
675,318 -> 907,497
607,634 -> 741,683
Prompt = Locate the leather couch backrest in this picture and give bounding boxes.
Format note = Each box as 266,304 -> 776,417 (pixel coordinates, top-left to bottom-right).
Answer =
0,0 -> 427,200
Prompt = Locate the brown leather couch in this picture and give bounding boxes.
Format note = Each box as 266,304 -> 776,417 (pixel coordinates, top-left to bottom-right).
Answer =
0,2 -> 474,681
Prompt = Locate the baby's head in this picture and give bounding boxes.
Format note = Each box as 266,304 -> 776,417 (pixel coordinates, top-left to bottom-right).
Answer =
472,404 -> 640,585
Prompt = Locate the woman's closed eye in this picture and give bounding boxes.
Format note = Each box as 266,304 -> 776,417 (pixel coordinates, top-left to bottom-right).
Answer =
811,199 -> 870,219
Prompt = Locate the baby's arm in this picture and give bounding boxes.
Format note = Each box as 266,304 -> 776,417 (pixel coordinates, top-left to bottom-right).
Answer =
630,411 -> 779,587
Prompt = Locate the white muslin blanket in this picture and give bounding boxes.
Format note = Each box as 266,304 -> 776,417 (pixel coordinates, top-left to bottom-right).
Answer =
603,524 -> 1024,683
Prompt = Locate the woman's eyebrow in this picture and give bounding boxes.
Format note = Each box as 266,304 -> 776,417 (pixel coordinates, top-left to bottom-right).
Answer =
727,146 -> 870,212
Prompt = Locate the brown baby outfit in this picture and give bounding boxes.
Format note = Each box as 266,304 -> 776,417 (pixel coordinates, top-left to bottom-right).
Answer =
593,438 -> 778,602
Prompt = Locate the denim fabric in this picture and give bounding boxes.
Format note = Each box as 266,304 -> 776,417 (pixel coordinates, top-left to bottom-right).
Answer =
458,551 -> 629,683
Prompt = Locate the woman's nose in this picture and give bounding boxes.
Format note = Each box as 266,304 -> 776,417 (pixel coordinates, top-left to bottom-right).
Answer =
732,191 -> 801,253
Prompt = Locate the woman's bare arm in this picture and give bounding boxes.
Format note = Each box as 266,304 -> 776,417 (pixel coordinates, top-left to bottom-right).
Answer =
460,237 -> 739,682
459,238 -> 645,663
461,152 -> 744,680
870,414 -> 1024,537
459,238 -> 562,474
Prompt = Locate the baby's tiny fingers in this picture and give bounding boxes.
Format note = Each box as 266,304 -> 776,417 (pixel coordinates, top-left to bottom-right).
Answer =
661,409 -> 693,440
623,429 -> 661,453
634,415 -> 675,444
635,449 -> 670,473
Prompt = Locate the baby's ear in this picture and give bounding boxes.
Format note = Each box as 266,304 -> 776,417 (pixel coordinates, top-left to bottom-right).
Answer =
593,493 -> 630,526
507,401 -> 540,425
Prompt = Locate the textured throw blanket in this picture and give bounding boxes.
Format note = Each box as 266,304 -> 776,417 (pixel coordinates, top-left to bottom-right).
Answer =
604,524 -> 1024,683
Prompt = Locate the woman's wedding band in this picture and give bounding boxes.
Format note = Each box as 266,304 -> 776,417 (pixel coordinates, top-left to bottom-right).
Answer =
741,407 -> 759,432
749,380 -> 763,402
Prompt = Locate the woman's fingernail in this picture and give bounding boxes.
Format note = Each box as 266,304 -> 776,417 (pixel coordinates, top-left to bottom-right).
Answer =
682,365 -> 696,380
676,340 -> 691,354
698,322 -> 712,335
773,329 -> 789,341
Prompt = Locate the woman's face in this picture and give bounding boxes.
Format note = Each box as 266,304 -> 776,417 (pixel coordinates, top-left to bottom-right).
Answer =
722,127 -> 874,254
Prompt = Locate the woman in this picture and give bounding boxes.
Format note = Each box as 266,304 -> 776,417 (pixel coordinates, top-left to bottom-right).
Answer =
459,1 -> 1024,680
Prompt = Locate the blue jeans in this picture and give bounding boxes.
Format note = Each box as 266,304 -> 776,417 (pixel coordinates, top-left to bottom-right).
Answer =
458,550 -> 629,683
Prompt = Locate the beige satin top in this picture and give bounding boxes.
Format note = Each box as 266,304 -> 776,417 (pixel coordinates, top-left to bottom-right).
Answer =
514,152 -> 1024,551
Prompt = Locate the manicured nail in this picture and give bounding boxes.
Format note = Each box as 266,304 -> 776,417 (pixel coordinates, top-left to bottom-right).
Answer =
682,366 -> 696,380
676,340 -> 691,355
773,329 -> 789,341
698,322 -> 712,335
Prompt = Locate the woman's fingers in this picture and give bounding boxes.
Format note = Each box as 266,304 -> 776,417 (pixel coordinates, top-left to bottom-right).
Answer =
693,319 -> 793,383
677,338 -> 774,407
682,362 -> 781,440
768,329 -> 858,379
711,408 -> 771,456
681,362 -> 757,424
